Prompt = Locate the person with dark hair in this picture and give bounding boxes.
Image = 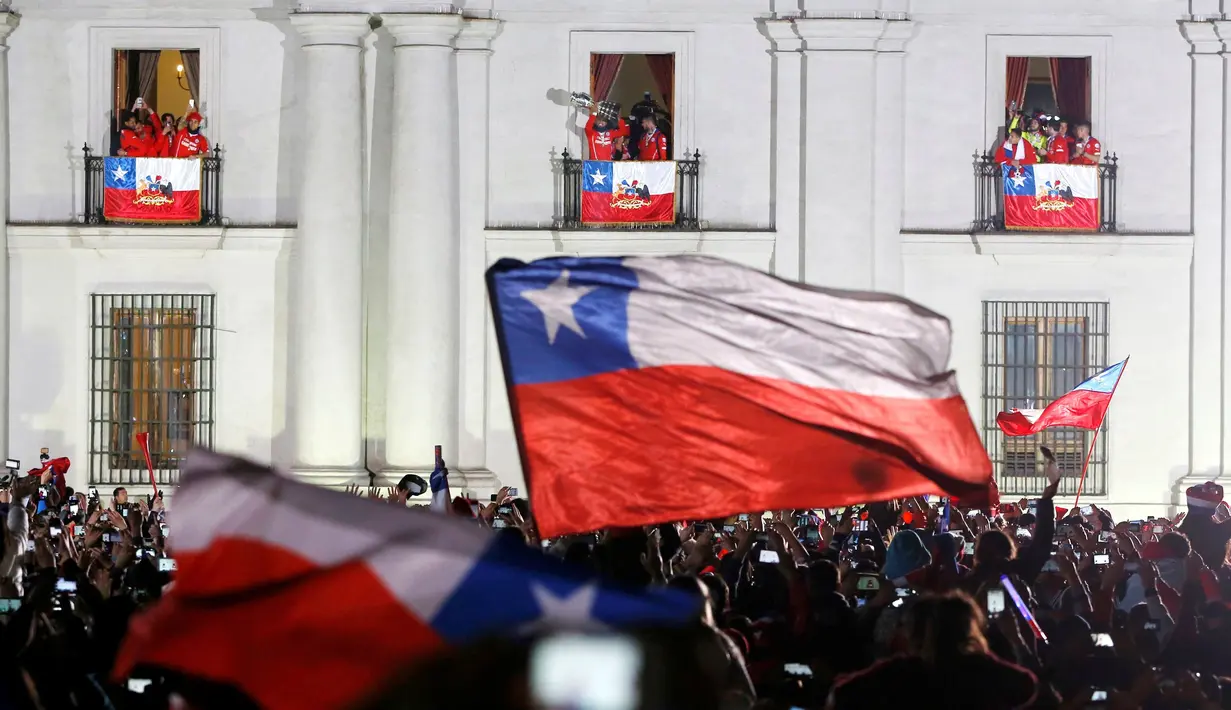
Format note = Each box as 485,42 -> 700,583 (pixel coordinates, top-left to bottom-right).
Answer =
826,591 -> 1039,709
1044,121 -> 1070,163
637,113 -> 668,161
1070,121 -> 1102,165
995,128 -> 1038,167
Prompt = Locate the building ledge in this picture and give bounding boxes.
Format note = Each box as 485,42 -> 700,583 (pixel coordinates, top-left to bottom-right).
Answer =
6,224 -> 295,254
900,231 -> 1194,259
484,227 -> 777,257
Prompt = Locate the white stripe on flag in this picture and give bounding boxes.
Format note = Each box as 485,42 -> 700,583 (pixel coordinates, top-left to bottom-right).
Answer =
611,161 -> 675,196
1032,164 -> 1097,199
623,255 -> 959,400
135,157 -> 202,191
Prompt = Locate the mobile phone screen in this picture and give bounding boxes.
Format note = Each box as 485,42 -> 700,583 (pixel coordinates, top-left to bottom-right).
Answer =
758,550 -> 780,564
987,589 -> 1006,616
530,634 -> 641,710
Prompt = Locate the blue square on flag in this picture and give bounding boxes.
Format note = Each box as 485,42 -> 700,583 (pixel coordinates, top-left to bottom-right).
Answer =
105,157 -> 138,190
582,161 -> 614,193
1003,165 -> 1036,197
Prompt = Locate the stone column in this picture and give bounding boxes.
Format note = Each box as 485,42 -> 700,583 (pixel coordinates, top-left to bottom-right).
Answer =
1180,21 -> 1225,482
871,20 -> 914,295
762,19 -> 804,281
455,18 -> 501,473
0,13 -> 16,458
286,13 -> 370,481
381,13 -> 464,470
796,18 -> 884,289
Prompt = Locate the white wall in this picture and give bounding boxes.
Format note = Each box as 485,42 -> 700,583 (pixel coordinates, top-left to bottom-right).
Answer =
6,226 -> 290,494
902,233 -> 1194,519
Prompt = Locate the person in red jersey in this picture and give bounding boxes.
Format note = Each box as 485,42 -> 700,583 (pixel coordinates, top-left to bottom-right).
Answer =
638,114 -> 668,160
170,111 -> 210,158
1044,122 -> 1070,164
584,110 -> 628,161
1070,122 -> 1102,165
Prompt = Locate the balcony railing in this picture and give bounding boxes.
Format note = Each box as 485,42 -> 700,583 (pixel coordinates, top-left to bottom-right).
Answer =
555,149 -> 701,230
83,144 -> 223,226
973,152 -> 1119,233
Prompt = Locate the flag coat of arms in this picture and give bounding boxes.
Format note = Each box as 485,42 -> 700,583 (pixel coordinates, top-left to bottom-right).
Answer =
104,156 -> 202,223
1003,164 -> 1099,231
581,160 -> 675,225
487,255 -> 993,539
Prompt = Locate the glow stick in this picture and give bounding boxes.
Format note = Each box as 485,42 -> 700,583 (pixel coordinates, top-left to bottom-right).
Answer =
1000,574 -> 1046,642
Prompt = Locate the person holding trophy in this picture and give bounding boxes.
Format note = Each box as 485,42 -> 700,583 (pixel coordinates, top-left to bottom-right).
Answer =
571,91 -> 629,161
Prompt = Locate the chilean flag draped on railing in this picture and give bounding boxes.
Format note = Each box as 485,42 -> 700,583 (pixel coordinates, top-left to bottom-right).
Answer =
996,359 -> 1128,436
487,255 -> 994,539
1003,164 -> 1099,231
104,156 -> 202,223
581,160 -> 675,225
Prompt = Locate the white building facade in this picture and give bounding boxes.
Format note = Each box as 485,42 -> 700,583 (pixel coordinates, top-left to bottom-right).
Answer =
0,0 -> 1222,517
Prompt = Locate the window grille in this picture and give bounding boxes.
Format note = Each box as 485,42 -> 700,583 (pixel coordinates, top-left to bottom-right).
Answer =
88,294 -> 216,485
981,301 -> 1110,497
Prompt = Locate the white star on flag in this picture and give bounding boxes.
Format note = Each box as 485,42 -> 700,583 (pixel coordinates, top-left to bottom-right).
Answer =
518,582 -> 607,636
520,270 -> 596,344
589,170 -> 606,186
111,164 -> 128,182
1010,172 -> 1027,189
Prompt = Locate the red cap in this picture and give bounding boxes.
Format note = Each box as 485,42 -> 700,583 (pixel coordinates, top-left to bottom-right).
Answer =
186,112 -> 203,122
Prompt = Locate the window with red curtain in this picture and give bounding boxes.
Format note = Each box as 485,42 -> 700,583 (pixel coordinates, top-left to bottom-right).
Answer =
589,54 -> 624,102
1049,57 -> 1091,125
1006,57 -> 1029,113
645,54 -> 674,118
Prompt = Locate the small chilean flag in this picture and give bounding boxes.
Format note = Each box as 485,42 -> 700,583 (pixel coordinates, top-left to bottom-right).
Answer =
996,358 -> 1128,436
487,255 -> 993,539
581,160 -> 675,225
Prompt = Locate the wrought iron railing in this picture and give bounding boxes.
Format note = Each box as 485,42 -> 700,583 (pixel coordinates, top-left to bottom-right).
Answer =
973,152 -> 1118,233
83,144 -> 223,226
555,149 -> 701,230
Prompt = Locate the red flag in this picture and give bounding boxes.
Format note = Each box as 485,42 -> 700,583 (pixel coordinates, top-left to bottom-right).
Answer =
135,432 -> 159,496
996,359 -> 1127,436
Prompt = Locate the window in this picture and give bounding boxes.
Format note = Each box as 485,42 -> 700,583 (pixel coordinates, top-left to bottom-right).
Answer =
111,49 -> 200,154
982,301 -> 1110,497
589,53 -> 675,159
89,294 -> 216,485
1005,56 -> 1091,127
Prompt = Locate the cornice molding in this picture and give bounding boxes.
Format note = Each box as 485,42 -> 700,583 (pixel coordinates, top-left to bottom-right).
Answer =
289,12 -> 372,47
1181,19 -> 1225,54
381,12 -> 464,48
455,17 -> 501,52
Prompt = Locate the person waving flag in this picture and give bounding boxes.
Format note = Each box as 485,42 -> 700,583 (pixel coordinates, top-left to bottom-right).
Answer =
996,358 -> 1128,436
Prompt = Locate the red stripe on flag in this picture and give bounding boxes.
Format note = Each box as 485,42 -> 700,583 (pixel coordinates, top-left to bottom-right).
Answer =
581,191 -> 674,225
996,388 -> 1112,436
1004,194 -> 1098,231
104,187 -> 201,223
513,364 -> 991,538
113,537 -> 443,710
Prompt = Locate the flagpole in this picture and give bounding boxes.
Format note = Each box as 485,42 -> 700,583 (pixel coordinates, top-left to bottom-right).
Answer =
1072,357 -> 1129,507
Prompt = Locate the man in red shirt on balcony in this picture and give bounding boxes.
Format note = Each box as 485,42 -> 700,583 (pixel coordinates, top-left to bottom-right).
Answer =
117,99 -> 164,157
1044,122 -> 1070,163
169,112 -> 210,158
995,128 -> 1038,167
638,114 -> 668,161
583,100 -> 628,161
1070,122 -> 1102,165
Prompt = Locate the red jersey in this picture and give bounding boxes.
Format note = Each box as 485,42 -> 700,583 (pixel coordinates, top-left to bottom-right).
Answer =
170,129 -> 210,158
585,115 -> 628,161
994,139 -> 1038,165
638,128 -> 668,161
1045,134 -> 1069,164
1070,136 -> 1102,165
118,113 -> 164,157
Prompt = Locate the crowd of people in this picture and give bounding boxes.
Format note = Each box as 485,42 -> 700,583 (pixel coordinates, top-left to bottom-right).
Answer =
114,98 -> 211,159
2,444 -> 1229,709
996,101 -> 1103,169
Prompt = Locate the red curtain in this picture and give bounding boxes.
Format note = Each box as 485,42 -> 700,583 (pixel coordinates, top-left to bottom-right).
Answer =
1049,57 -> 1091,124
1005,57 -> 1029,110
589,54 -> 624,102
645,54 -> 675,113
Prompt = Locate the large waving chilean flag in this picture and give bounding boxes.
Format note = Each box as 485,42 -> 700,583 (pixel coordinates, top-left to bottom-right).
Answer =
996,358 -> 1128,436
113,451 -> 696,710
487,255 -> 994,538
